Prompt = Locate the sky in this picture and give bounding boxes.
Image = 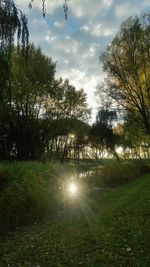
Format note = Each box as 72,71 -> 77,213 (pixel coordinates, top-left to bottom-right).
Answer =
16,0 -> 150,121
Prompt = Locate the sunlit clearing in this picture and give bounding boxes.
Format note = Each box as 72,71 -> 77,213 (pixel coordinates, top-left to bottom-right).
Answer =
68,183 -> 77,196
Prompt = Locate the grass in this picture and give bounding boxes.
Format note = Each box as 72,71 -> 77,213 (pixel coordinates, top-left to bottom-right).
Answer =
0,173 -> 150,267
0,161 -> 81,232
0,160 -> 149,233
100,160 -> 149,186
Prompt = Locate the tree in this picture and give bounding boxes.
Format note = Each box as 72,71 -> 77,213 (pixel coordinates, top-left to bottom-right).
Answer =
10,44 -> 56,160
11,44 -> 56,118
46,118 -> 90,162
0,0 -> 29,103
121,112 -> 150,159
100,12 -> 150,136
90,108 -> 120,160
1,45 -> 90,160
45,78 -> 90,121
44,78 -> 91,161
0,0 -> 29,158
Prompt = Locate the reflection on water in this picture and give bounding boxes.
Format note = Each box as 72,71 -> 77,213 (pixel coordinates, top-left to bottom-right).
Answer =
78,168 -> 102,179
78,171 -> 93,179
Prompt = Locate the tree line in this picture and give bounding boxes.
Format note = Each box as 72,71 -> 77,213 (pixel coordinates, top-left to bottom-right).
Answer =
0,41 -> 91,160
0,1 -> 91,160
95,11 -> 150,159
1,1 -> 150,161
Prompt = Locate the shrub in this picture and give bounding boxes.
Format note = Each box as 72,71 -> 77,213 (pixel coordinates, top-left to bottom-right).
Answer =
101,160 -> 149,186
0,160 -> 149,233
0,167 -> 10,190
0,162 -> 61,234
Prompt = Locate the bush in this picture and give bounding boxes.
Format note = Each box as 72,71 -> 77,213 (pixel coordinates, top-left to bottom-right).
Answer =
0,160 -> 149,233
0,167 -> 10,190
0,162 -> 63,234
101,160 -> 149,186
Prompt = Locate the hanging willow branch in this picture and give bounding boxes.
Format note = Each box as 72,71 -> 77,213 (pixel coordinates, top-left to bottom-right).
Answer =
0,0 -> 29,102
29,0 -> 69,19
63,0 -> 69,20
0,0 -> 29,52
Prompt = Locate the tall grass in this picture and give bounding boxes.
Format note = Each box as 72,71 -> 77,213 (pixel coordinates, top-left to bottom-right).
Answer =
0,161 -> 77,233
77,160 -> 150,188
0,160 -> 149,234
100,160 -> 150,186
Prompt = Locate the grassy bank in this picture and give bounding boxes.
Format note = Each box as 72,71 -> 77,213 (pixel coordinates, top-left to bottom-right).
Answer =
0,173 -> 150,266
0,160 -> 149,233
0,161 -> 78,233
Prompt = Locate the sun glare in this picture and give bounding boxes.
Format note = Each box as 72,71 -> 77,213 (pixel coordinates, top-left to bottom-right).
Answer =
68,183 -> 77,195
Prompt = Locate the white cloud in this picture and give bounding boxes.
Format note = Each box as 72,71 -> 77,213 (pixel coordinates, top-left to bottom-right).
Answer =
80,21 -> 117,37
70,0 -> 113,18
54,21 -> 64,28
80,25 -> 89,32
115,0 -> 150,19
15,0 -> 150,122
115,2 -> 137,18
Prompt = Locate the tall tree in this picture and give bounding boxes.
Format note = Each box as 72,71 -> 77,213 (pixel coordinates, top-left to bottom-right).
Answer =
10,44 -> 56,159
4,47 -> 90,160
44,78 -> 91,161
45,78 -> 90,121
90,108 -> 120,160
0,0 -> 29,103
0,0 -> 29,158
100,12 -> 150,136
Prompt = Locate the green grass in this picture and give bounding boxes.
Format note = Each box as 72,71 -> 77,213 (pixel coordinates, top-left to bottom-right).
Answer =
0,161 -> 81,232
0,174 -> 150,267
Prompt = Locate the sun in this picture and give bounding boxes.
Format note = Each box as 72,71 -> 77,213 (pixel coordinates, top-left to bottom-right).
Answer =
68,183 -> 77,195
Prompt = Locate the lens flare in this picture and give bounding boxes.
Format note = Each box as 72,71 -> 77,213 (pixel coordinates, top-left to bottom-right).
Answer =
68,183 -> 77,195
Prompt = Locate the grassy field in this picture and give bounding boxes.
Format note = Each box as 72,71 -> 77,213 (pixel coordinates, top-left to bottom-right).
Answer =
0,173 -> 150,267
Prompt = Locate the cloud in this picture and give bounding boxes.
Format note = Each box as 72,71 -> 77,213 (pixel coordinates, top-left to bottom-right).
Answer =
54,21 -> 64,28
16,0 -> 150,122
115,0 -> 150,19
80,22 -> 117,37
70,0 -> 113,18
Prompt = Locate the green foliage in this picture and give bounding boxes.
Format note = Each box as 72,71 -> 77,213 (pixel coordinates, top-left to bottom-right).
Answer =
47,78 -> 90,121
0,0 -> 28,102
0,44 -> 90,160
0,161 -> 93,233
101,160 -> 149,186
90,108 -> 120,160
122,112 -> 150,156
8,44 -> 56,160
100,11 -> 150,136
0,173 -> 150,266
0,0 -> 28,51
0,2 -> 91,161
0,159 -> 150,234
0,1 -> 29,159
0,162 -> 60,233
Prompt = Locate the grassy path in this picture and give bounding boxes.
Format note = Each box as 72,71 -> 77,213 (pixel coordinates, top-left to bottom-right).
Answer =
0,175 -> 150,267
